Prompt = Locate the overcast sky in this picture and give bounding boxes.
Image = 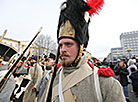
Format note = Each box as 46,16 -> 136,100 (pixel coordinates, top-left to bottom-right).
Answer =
0,0 -> 138,59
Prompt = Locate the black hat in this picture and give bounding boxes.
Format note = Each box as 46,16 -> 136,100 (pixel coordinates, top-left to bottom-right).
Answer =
57,0 -> 104,48
130,68 -> 136,72
48,53 -> 56,61
44,55 -> 47,59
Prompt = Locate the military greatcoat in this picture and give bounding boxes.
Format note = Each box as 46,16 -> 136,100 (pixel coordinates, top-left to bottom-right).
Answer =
51,55 -> 126,102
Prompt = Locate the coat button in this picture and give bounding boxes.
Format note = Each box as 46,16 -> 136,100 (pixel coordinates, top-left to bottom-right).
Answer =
73,95 -> 77,100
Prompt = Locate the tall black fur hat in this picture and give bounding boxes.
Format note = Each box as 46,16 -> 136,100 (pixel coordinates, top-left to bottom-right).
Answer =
57,0 -> 104,48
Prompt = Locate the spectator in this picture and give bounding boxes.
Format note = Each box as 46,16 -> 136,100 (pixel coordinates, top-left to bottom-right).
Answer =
127,59 -> 137,92
129,69 -> 138,97
115,60 -> 130,102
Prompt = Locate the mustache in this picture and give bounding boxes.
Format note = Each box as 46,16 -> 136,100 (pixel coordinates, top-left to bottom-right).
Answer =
60,53 -> 70,57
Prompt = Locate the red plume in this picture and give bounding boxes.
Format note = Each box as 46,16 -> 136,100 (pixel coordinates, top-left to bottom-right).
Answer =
86,0 -> 104,16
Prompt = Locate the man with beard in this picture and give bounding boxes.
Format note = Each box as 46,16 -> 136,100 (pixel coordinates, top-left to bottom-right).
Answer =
45,0 -> 126,102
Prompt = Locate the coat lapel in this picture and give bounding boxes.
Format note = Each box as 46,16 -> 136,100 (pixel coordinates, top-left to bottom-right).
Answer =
52,62 -> 93,100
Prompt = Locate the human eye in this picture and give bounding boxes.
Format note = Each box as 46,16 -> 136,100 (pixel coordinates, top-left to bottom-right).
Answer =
59,43 -> 62,48
65,42 -> 73,47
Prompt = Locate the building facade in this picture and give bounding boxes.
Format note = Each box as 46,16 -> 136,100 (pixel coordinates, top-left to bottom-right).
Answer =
1,37 -> 56,57
111,47 -> 123,61
120,31 -> 138,57
1,37 -> 20,51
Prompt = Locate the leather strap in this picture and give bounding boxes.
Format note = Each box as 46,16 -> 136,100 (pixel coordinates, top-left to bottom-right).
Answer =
94,66 -> 103,102
59,68 -> 76,102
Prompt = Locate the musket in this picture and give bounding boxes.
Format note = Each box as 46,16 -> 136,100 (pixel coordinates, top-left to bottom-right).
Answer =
16,51 -> 30,74
45,47 -> 60,102
3,47 -> 11,58
0,27 -> 43,92
0,29 -> 7,42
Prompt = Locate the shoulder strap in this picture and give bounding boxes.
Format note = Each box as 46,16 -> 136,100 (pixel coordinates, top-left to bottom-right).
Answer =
94,66 -> 103,102
59,68 -> 76,102
53,62 -> 103,102
52,62 -> 93,100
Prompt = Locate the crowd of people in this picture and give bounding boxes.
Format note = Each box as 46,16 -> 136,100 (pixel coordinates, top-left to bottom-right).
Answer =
1,51 -> 138,102
103,56 -> 138,102
1,49 -> 137,102
2,49 -> 138,102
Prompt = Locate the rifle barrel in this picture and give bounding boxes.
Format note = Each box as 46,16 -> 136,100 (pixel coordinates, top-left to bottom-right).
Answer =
0,27 -> 42,92
0,29 -> 7,42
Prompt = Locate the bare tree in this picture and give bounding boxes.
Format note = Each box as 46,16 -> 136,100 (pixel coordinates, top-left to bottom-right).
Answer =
36,34 -> 46,47
35,34 -> 57,55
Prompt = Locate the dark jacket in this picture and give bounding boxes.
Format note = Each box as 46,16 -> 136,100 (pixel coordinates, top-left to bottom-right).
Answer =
130,72 -> 138,87
115,67 -> 129,86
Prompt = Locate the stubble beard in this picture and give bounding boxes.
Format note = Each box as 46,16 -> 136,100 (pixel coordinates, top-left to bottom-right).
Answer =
62,58 -> 72,67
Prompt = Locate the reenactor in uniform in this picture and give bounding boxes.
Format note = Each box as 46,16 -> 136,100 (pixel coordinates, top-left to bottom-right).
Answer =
46,53 -> 56,69
0,56 -> 16,102
10,58 -> 31,102
37,52 -> 56,102
22,56 -> 43,102
0,28 -> 42,102
39,55 -> 47,72
45,0 -> 126,102
0,37 -> 17,101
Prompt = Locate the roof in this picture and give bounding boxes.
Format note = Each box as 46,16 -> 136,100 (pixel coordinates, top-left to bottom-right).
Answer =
0,42 -> 17,61
0,36 -> 20,42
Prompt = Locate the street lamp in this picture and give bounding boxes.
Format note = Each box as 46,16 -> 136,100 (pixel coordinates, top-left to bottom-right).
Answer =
127,48 -> 131,58
117,53 -> 120,59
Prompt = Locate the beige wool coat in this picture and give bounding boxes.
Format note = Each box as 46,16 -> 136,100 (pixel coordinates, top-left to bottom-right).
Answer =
23,63 -> 43,102
51,55 -> 126,102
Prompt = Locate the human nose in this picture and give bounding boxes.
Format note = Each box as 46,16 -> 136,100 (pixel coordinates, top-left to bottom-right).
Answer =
60,45 -> 67,52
